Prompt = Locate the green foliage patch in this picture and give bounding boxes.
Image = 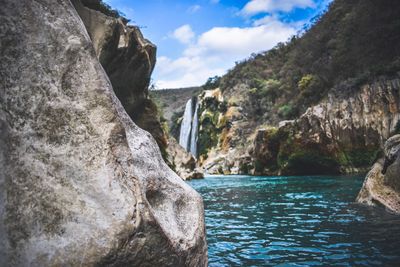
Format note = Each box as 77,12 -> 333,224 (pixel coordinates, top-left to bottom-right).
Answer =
282,152 -> 340,175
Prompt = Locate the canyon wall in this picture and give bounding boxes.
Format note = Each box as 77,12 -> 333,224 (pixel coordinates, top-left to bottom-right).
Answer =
0,0 -> 207,265
196,78 -> 400,175
187,0 -> 400,176
250,77 -> 400,175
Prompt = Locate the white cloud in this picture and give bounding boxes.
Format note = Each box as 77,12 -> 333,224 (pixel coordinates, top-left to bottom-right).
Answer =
154,17 -> 296,88
242,0 -> 315,15
155,56 -> 226,88
196,24 -> 294,56
188,5 -> 201,13
252,15 -> 275,26
172,24 -> 195,44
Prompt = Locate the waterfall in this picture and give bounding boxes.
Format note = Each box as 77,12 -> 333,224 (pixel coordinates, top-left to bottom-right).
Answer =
179,97 -> 199,158
179,98 -> 193,151
190,101 -> 199,158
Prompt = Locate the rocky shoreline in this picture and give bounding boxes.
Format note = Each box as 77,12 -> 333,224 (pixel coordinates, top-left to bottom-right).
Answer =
357,135 -> 400,214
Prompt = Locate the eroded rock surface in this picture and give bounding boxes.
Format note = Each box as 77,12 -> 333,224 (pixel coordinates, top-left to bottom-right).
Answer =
73,0 -> 168,154
357,135 -> 400,214
248,78 -> 400,175
0,0 -> 207,265
167,137 -> 204,180
198,78 -> 400,175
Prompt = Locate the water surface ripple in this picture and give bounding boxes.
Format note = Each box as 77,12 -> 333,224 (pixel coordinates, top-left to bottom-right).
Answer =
189,175 -> 400,266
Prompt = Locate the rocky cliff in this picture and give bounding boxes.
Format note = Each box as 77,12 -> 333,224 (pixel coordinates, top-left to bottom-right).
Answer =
357,135 -> 400,214
73,0 -> 168,156
0,0 -> 207,265
166,137 -> 203,180
150,88 -> 205,179
198,76 -> 400,175
151,87 -> 202,140
249,77 -> 400,175
189,0 -> 400,176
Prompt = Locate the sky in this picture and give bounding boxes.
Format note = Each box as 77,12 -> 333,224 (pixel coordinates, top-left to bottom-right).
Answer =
103,0 -> 332,89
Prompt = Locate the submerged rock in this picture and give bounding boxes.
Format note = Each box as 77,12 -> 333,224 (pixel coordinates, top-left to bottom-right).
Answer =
357,135 -> 400,214
0,0 -> 207,265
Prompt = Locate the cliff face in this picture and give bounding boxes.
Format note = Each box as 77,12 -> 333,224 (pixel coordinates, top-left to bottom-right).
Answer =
166,137 -> 204,180
73,0 -> 168,154
357,135 -> 400,214
0,0 -> 207,265
250,77 -> 400,175
197,77 -> 400,175
150,88 -> 205,179
190,0 -> 400,176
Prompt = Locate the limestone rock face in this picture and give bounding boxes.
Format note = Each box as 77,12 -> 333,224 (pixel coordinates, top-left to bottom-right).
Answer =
0,0 -> 207,266
357,135 -> 400,214
167,137 -> 204,180
73,0 -> 168,153
174,70 -> 400,176
251,78 -> 400,175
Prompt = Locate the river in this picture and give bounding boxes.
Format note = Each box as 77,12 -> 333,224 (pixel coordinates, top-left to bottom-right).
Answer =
188,175 -> 400,266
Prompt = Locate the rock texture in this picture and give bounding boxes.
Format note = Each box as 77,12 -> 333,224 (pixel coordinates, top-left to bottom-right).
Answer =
167,138 -> 204,180
169,0 -> 400,176
0,0 -> 207,266
73,0 -> 168,154
195,77 -> 400,175
357,135 -> 400,214
199,89 -> 253,175
150,87 -> 202,139
249,78 -> 400,175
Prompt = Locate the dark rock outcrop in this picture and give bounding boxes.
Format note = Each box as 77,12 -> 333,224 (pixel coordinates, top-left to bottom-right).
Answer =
357,135 -> 400,214
0,0 -> 207,265
249,78 -> 400,175
73,0 -> 168,154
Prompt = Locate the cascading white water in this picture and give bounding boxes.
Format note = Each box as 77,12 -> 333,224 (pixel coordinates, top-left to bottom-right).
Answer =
190,101 -> 199,158
179,97 -> 200,157
179,98 -> 193,151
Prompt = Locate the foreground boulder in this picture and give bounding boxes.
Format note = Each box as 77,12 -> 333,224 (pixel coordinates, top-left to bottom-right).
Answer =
0,0 -> 207,265
357,135 -> 400,214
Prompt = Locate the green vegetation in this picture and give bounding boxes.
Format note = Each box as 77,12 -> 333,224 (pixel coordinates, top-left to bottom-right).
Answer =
282,152 -> 340,175
343,148 -> 381,168
277,105 -> 294,119
198,111 -> 221,157
197,90 -> 229,157
218,0 -> 400,119
81,0 -> 130,23
202,76 -> 221,90
170,110 -> 184,140
250,123 -> 382,175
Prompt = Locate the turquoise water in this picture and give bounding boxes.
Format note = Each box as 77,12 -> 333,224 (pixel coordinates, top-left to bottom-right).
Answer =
188,175 -> 400,266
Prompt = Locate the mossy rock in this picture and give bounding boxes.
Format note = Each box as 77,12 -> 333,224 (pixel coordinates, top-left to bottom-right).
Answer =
281,152 -> 340,175
344,148 -> 380,167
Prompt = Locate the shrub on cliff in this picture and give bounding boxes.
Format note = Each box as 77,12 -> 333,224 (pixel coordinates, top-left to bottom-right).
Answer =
202,76 -> 221,90
81,0 -> 130,23
218,0 -> 400,121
